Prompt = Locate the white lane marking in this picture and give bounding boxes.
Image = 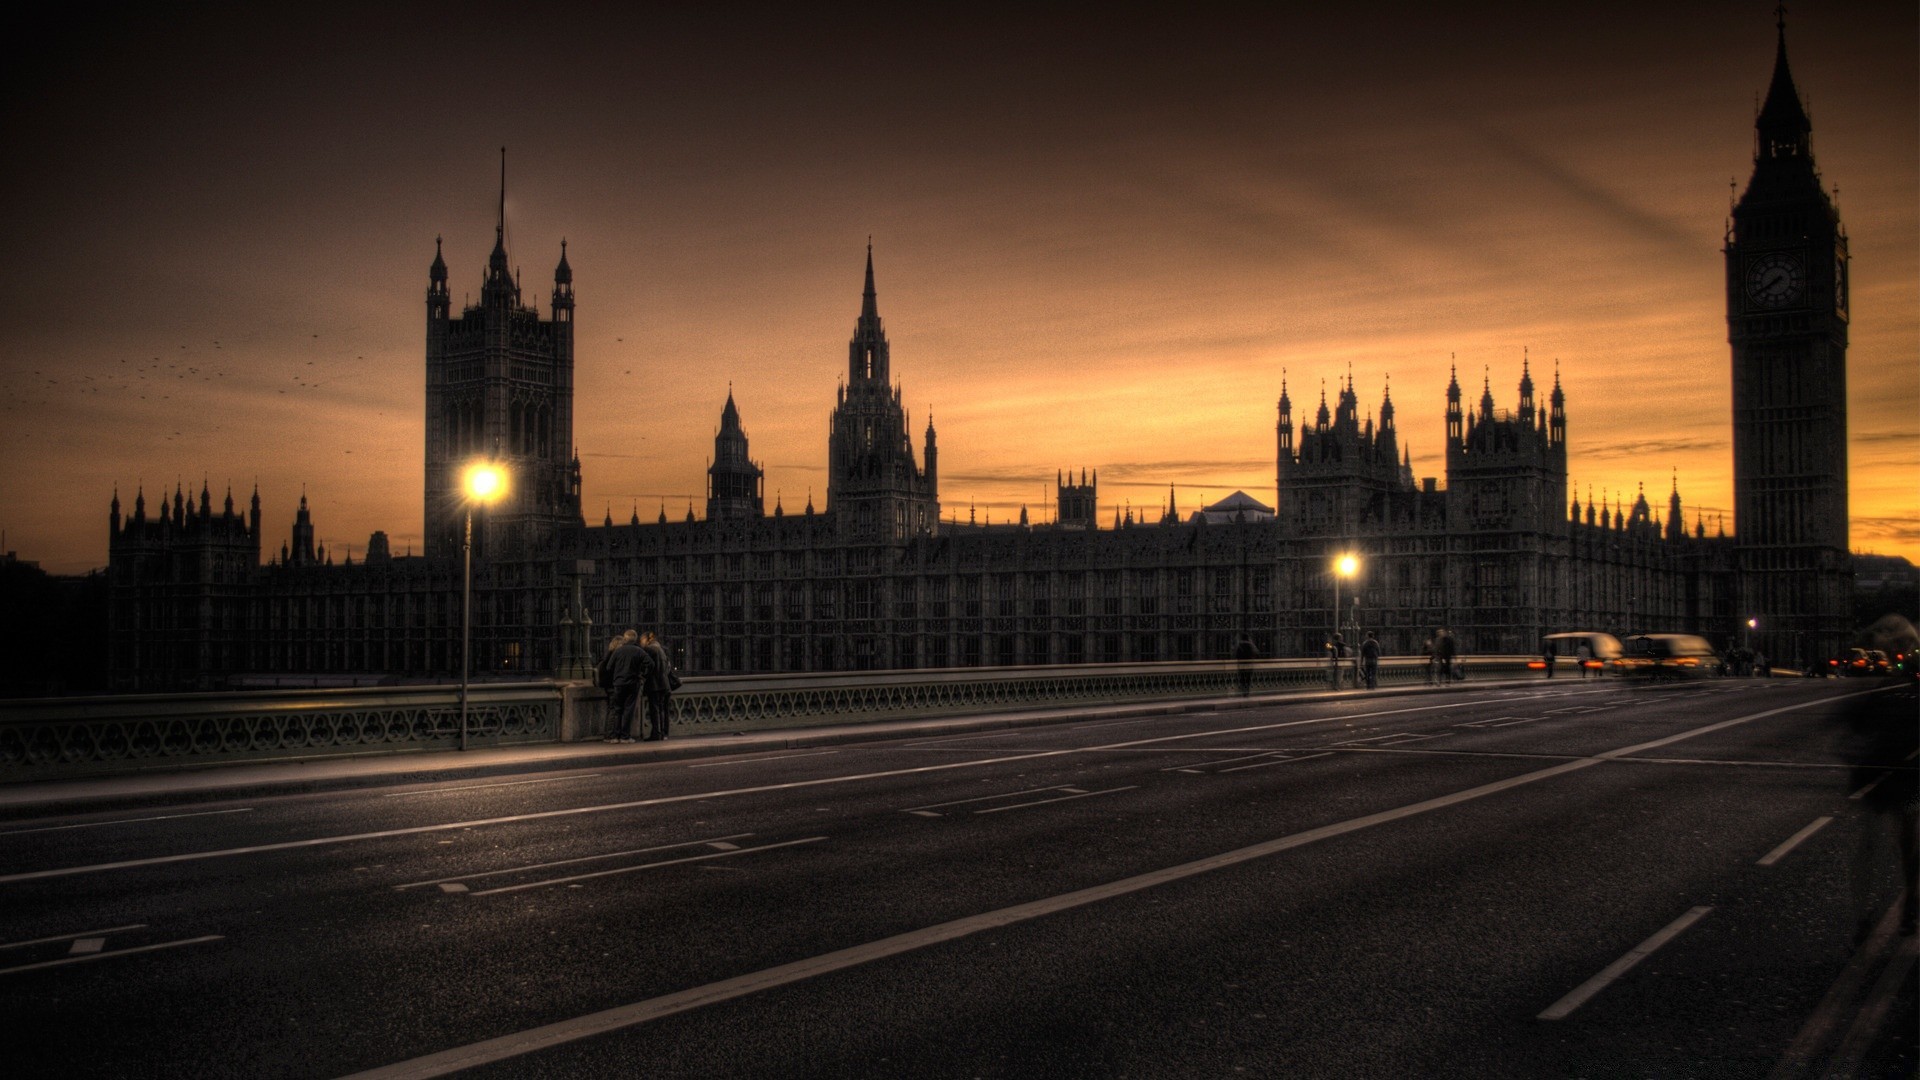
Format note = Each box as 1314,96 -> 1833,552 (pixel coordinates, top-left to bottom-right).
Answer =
0,924 -> 147,951
1220,752 -> 1335,773
1378,733 -> 1447,745
1756,816 -> 1834,866
68,938 -> 105,955
383,775 -> 602,797
1848,773 -> 1890,800
9,687 -> 1877,886
393,834 -> 756,890
0,808 -> 255,836
706,841 -> 740,851
1162,750 -> 1290,772
1459,717 -> 1518,728
342,753 -> 1633,1079
903,785 -> 1090,815
469,836 -> 827,897
1537,906 -> 1713,1021
1488,716 -> 1546,728
973,786 -> 1137,814
1331,733 -> 1413,745
0,936 -> 224,977
689,751 -> 841,768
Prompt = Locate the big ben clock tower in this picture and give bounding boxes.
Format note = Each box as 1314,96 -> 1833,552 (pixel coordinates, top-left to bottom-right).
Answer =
1726,11 -> 1851,666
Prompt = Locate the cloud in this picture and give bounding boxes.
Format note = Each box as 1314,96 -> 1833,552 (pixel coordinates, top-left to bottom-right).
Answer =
1577,437 -> 1726,460
1468,124 -> 1697,256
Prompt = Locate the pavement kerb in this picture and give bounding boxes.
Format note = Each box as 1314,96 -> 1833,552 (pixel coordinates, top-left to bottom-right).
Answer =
0,678 -> 1534,819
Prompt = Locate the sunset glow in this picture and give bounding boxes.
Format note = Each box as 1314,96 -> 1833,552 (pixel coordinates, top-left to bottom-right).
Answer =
1,5 -> 1913,574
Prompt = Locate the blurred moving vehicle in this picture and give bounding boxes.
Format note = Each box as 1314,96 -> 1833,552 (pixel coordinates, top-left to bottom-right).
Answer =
1841,647 -> 1892,676
1538,632 -> 1624,676
1619,633 -> 1720,678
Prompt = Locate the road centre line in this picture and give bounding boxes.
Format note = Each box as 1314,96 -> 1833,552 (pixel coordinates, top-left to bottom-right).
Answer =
469,836 -> 827,896
0,808 -> 254,836
973,786 -> 1138,814
343,695 -> 1870,1079
1537,906 -> 1713,1020
383,775 -> 602,797
1756,816 -> 1834,866
5,689 -> 1873,887
393,834 -> 756,890
689,751 -> 840,768
0,924 -> 146,951
0,935 -> 224,977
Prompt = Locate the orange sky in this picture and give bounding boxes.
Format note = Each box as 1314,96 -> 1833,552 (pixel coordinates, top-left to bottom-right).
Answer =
2,4 -> 1915,574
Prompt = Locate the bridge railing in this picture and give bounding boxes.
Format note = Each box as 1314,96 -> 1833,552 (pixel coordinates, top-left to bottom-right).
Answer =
0,656 -> 1537,779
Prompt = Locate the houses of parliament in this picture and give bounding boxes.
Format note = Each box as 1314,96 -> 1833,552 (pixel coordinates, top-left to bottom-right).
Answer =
103,24 -> 1853,690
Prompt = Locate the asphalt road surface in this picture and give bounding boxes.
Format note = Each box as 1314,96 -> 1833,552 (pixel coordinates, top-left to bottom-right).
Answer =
2,678 -> 1914,1079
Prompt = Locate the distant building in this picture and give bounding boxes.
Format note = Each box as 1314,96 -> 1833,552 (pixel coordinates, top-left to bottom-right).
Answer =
103,21 -> 1851,690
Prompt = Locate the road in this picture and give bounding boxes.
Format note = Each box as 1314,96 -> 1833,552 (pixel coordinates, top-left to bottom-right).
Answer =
1,678 -> 1914,1078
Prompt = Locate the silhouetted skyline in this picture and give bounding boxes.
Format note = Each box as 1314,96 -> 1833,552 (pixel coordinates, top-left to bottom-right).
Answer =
2,3 -> 1914,573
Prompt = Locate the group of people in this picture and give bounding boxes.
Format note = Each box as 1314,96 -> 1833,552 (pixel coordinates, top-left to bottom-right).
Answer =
1325,630 -> 1385,690
597,630 -> 677,743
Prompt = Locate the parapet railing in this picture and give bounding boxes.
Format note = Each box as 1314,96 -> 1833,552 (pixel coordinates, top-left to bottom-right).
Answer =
0,656 -> 1536,779
0,683 -> 562,779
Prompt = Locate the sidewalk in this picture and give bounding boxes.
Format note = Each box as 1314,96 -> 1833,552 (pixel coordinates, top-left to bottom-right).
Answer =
2,681 -> 1454,818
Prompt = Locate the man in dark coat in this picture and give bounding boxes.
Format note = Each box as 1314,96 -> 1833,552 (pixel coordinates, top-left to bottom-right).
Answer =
603,630 -> 645,744
1435,628 -> 1458,682
1360,631 -> 1381,690
640,631 -> 674,741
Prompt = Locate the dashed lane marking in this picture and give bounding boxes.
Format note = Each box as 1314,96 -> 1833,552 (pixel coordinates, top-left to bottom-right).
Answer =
1219,752 -> 1334,773
0,936 -> 224,977
468,836 -> 828,896
1756,816 -> 1834,866
972,786 -> 1138,814
393,833 -> 757,891
1538,906 -> 1713,1020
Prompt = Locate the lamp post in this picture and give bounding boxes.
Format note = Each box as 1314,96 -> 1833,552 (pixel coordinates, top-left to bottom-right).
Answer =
460,461 -> 509,751
1332,553 -> 1358,688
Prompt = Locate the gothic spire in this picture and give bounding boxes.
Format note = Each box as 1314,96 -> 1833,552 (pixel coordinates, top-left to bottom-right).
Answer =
1756,7 -> 1812,162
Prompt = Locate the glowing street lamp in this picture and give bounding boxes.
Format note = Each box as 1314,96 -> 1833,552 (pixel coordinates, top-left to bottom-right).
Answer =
1332,552 -> 1359,688
460,461 -> 509,751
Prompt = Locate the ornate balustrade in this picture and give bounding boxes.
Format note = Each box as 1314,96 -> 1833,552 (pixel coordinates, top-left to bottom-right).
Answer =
0,657 -> 1536,780
0,683 -> 561,779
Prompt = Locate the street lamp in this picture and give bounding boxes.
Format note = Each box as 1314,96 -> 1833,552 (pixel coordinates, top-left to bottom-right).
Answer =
1332,552 -> 1358,687
460,461 -> 509,750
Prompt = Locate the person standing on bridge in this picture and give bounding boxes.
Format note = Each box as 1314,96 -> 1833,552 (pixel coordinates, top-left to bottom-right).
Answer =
640,631 -> 676,741
1360,631 -> 1381,690
602,630 -> 645,744
1435,628 -> 1458,683
1234,635 -> 1257,697
1327,632 -> 1349,690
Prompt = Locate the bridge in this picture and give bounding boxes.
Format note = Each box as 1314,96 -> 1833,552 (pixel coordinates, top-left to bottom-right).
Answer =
0,657 -> 1539,779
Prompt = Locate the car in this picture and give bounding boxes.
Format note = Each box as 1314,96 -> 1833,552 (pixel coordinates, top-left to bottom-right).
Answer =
1539,632 -> 1624,677
1619,633 -> 1720,678
1841,647 -> 1892,676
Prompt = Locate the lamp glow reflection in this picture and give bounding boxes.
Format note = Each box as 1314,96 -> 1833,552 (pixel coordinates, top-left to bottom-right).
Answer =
460,462 -> 509,751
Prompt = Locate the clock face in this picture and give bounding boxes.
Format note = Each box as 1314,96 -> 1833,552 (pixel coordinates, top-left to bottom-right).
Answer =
1744,251 -> 1804,308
